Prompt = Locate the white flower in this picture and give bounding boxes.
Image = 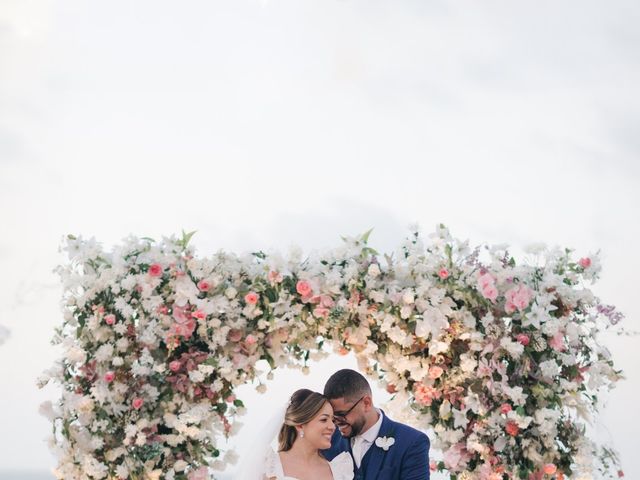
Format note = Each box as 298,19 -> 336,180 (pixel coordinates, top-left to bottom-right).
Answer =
459,354 -> 477,373
375,436 -> 395,451
500,338 -> 524,359
402,290 -> 415,304
539,359 -> 560,379
367,264 -> 381,277
174,276 -> 199,307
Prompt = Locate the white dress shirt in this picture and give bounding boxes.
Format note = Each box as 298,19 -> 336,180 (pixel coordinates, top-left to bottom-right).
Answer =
350,409 -> 383,468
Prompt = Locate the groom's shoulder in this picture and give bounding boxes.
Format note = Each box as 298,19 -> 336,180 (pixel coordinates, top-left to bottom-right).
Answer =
384,414 -> 429,443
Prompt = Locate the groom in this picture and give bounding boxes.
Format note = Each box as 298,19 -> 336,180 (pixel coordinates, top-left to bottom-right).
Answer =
322,369 -> 430,480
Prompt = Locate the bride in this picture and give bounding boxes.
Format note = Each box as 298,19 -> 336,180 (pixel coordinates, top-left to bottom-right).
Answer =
239,389 -> 353,480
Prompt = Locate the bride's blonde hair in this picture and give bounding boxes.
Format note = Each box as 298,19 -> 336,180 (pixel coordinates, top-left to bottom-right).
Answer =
278,389 -> 329,452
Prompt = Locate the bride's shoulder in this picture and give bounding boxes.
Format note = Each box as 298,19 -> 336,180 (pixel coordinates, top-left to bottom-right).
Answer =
329,451 -> 354,480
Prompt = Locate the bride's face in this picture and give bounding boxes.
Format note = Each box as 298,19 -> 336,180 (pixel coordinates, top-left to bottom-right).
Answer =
301,401 -> 335,449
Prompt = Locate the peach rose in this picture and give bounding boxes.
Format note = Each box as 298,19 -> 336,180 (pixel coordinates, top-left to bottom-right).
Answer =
244,292 -> 259,305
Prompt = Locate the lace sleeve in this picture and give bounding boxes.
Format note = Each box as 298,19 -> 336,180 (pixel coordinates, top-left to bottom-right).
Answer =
329,451 -> 354,480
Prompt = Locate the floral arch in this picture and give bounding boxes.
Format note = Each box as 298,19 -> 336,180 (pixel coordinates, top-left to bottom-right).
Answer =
39,226 -> 624,480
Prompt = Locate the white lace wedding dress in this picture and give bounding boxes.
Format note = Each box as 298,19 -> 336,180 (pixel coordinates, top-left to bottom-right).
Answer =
263,449 -> 354,480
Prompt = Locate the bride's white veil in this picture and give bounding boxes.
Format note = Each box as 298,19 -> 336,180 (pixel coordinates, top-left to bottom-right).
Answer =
235,401 -> 288,480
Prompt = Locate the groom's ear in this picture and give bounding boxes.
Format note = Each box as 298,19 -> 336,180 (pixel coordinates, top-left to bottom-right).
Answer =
362,395 -> 374,410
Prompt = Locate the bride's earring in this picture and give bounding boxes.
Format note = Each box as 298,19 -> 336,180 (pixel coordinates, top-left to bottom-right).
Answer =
299,429 -> 305,438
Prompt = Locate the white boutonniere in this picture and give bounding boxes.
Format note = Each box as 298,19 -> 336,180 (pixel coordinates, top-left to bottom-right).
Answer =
375,436 -> 395,451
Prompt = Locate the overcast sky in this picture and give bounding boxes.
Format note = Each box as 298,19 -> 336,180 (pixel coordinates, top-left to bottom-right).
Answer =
1,0 -> 639,477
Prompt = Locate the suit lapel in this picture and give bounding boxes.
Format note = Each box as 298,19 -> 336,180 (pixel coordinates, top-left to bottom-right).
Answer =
364,411 -> 394,480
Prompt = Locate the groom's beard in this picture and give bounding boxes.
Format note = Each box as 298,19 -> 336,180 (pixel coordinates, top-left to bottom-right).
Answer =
341,415 -> 366,438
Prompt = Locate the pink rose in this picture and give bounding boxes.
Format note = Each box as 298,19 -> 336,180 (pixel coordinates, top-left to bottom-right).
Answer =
191,310 -> 206,320
499,403 -> 512,414
169,360 -> 181,372
244,292 -> 259,305
505,285 -> 533,313
104,371 -> 115,383
478,272 -> 496,289
579,257 -> 592,269
104,314 -> 116,325
543,464 -> 557,475
245,334 -> 258,345
148,263 -> 163,277
226,394 -> 236,403
516,334 -> 530,346
132,397 -> 144,410
428,366 -> 444,379
438,268 -> 450,280
482,284 -> 499,302
296,280 -> 312,297
197,280 -> 211,292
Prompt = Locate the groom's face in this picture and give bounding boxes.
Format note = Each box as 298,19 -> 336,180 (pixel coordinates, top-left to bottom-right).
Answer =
329,396 -> 368,438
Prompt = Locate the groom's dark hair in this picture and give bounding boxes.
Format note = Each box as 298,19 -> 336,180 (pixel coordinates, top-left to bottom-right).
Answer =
324,369 -> 371,401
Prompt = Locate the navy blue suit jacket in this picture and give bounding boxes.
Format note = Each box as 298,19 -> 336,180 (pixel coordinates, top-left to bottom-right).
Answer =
323,411 -> 430,480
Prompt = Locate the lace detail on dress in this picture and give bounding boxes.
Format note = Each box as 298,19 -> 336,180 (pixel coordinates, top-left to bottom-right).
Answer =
329,451 -> 354,480
264,449 -> 284,478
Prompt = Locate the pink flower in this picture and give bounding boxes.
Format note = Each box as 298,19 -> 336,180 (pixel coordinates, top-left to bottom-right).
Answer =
549,331 -> 566,352
132,397 -> 144,410
505,421 -> 519,436
516,333 -> 530,346
438,268 -> 450,279
505,284 -> 534,313
428,366 -> 444,379
104,371 -> 115,383
482,284 -> 499,302
226,394 -> 236,403
268,270 -> 283,284
148,263 -> 163,277
578,257 -> 592,269
245,334 -> 258,345
197,280 -> 211,292
104,314 -> 116,325
188,466 -> 209,480
244,292 -> 259,305
296,280 -> 312,297
543,464 -> 557,475
191,310 -> 206,320
414,382 -> 442,406
443,442 -> 470,471
430,461 -> 437,472
478,272 -> 496,290
169,360 -> 181,372
313,307 -> 330,319
499,403 -> 512,414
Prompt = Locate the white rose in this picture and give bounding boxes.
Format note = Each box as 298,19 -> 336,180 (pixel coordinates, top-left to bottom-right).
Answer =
367,264 -> 381,277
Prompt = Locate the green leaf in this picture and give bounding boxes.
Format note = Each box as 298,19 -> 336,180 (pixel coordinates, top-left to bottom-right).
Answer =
179,229 -> 197,250
361,228 -> 374,244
